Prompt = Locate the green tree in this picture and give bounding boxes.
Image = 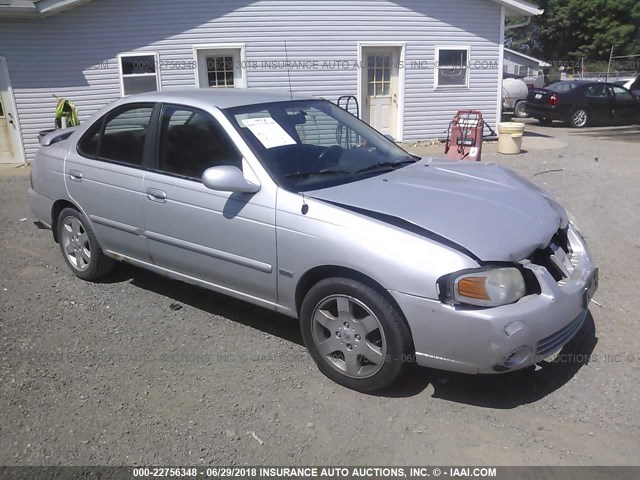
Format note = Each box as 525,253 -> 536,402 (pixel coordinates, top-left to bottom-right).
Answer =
507,0 -> 640,63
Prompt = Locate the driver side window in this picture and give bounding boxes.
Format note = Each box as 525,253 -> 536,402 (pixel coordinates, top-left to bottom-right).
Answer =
610,86 -> 633,101
157,105 -> 243,180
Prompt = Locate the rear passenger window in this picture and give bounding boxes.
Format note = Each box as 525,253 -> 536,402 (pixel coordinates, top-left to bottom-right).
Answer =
158,105 -> 242,180
77,104 -> 154,167
585,85 -> 606,98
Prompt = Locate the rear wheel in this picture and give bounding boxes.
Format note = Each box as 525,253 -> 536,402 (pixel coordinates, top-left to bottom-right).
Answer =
300,277 -> 413,393
569,108 -> 589,128
514,101 -> 529,118
57,207 -> 114,281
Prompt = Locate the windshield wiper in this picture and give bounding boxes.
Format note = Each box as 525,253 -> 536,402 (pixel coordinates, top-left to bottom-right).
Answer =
355,159 -> 418,175
285,169 -> 352,179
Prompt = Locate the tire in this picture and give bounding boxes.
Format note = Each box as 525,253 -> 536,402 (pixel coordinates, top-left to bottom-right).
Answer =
300,277 -> 413,393
57,207 -> 114,281
514,101 -> 529,118
569,108 -> 589,128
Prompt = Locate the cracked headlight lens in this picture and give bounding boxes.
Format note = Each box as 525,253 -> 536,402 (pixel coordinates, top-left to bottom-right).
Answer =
452,267 -> 526,307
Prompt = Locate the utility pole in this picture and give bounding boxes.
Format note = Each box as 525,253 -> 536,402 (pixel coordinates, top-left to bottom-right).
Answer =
606,46 -> 614,82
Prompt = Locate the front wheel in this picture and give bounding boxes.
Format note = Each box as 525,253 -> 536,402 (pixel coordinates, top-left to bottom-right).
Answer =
300,278 -> 413,392
569,108 -> 589,128
57,207 -> 114,281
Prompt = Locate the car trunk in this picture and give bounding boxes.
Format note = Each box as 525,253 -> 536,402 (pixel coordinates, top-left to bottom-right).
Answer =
527,88 -> 554,105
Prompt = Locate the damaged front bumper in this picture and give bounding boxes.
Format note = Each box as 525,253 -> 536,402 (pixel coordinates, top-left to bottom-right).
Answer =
391,224 -> 598,374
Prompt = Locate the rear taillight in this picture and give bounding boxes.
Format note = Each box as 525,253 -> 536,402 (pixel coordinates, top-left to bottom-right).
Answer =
549,94 -> 559,106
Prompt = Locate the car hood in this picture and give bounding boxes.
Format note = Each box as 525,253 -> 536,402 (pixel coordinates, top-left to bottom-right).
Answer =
309,159 -> 566,262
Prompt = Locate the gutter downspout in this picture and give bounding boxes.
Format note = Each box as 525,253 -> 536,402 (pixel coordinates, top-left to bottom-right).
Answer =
496,6 -> 506,130
505,16 -> 532,30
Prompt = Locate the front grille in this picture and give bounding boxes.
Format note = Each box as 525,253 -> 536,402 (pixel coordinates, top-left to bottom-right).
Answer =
536,314 -> 585,357
530,247 -> 566,281
529,228 -> 575,282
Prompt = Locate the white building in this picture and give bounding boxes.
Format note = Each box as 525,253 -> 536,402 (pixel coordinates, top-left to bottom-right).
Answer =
503,47 -> 550,77
0,0 -> 541,163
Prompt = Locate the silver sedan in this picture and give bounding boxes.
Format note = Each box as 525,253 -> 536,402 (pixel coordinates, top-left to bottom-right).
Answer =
28,89 -> 598,392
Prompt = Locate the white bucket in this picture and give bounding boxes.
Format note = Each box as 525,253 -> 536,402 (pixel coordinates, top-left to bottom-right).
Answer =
498,122 -> 526,155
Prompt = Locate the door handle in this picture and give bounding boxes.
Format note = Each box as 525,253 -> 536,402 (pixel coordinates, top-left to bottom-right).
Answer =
69,169 -> 83,181
147,188 -> 167,202
7,113 -> 14,125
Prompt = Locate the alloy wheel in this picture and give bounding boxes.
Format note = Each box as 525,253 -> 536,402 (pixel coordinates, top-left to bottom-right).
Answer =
61,216 -> 91,271
311,295 -> 387,379
572,109 -> 588,127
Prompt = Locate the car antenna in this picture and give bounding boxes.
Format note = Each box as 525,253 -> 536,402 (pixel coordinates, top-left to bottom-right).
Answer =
284,41 -> 293,101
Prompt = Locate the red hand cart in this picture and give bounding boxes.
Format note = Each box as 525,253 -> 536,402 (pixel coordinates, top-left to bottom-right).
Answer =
444,110 -> 487,162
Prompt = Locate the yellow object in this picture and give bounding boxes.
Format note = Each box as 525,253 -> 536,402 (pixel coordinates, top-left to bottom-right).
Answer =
55,98 -> 80,127
498,122 -> 525,155
457,277 -> 490,300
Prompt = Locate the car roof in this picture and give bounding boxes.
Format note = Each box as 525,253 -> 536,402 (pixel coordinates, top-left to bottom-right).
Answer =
552,80 -> 601,85
120,88 -> 315,109
547,80 -> 632,90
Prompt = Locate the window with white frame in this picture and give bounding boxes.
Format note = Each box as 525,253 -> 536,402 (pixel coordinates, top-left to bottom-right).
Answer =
194,45 -> 246,89
518,65 -> 531,77
206,55 -> 236,88
118,52 -> 161,96
435,46 -> 470,88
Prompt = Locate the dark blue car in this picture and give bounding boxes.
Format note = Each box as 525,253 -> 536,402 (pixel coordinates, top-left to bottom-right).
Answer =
525,81 -> 640,128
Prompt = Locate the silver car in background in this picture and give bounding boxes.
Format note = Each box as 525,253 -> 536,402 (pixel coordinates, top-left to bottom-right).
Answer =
28,89 -> 598,392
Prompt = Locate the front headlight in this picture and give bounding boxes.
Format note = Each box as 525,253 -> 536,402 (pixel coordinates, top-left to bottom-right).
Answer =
443,267 -> 527,307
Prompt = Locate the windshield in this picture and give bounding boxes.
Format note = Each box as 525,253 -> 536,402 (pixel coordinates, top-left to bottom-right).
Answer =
224,100 -> 417,192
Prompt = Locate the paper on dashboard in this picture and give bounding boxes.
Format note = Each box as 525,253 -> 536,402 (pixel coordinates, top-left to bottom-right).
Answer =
241,117 -> 297,149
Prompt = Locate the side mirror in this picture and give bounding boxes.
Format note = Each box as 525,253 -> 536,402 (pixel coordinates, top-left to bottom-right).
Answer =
202,166 -> 260,194
384,134 -> 396,143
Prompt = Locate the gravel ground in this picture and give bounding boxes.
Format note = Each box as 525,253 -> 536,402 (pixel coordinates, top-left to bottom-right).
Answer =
1,121 -> 639,466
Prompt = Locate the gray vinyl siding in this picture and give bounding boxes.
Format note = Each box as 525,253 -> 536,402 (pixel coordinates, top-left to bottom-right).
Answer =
0,0 -> 502,161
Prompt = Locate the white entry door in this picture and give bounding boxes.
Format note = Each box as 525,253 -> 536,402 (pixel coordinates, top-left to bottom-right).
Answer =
195,46 -> 245,89
361,47 -> 400,137
0,57 -> 22,164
